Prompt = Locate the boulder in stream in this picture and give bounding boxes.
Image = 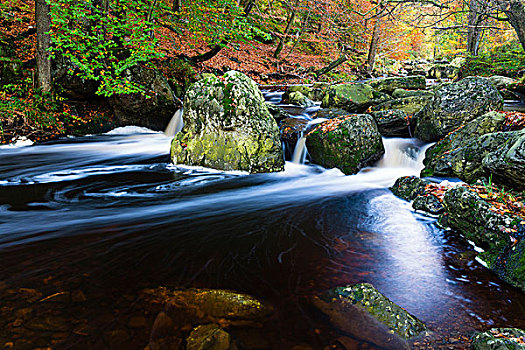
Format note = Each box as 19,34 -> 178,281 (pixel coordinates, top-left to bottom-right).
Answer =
371,110 -> 411,137
390,176 -> 429,201
283,91 -> 315,107
369,95 -> 433,116
415,77 -> 503,142
171,71 -> 284,173
312,283 -> 427,349
471,328 -> 525,350
321,83 -> 375,112
369,75 -> 427,94
306,114 -> 384,174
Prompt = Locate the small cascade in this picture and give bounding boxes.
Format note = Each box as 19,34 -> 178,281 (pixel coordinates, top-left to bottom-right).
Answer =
292,133 -> 307,164
290,118 -> 328,164
376,138 -> 432,172
164,109 -> 184,137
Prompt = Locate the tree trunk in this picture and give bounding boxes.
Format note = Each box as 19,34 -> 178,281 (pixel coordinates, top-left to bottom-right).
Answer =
467,0 -> 483,55
366,17 -> 381,73
36,0 -> 52,93
495,0 -> 525,52
274,9 -> 296,59
315,55 -> 347,77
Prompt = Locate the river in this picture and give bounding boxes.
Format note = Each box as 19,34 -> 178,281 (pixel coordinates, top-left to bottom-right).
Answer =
0,93 -> 524,349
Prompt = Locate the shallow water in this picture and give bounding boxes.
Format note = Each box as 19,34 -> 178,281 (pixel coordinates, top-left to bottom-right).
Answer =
0,106 -> 524,348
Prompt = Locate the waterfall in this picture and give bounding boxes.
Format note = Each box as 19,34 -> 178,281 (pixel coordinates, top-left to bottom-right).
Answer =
164,109 -> 184,137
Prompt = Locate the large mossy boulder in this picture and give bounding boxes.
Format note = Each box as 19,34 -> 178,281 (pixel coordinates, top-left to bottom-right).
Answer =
421,111 -> 507,181
312,283 -> 427,349
483,132 -> 525,191
369,75 -> 426,94
471,328 -> 525,350
109,65 -> 178,131
370,95 -> 433,115
415,77 -> 503,142
371,110 -> 411,137
321,83 -> 375,112
171,71 -> 284,173
306,114 -> 384,174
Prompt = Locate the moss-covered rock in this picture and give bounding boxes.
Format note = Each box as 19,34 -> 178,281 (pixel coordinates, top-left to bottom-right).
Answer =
321,83 -> 375,112
392,89 -> 434,99
284,84 -> 326,101
171,71 -> 284,173
266,102 -> 291,123
306,114 -> 384,174
369,75 -> 426,94
371,110 -> 411,137
284,91 -> 315,107
312,283 -> 427,349
109,65 -> 178,131
390,176 -> 429,201
421,111 -> 507,180
483,131 -> 525,191
471,328 -> 525,350
412,194 -> 444,214
415,77 -> 503,142
370,95 -> 432,115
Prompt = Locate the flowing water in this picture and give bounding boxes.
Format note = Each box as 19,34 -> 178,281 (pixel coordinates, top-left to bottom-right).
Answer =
1,95 -> 524,349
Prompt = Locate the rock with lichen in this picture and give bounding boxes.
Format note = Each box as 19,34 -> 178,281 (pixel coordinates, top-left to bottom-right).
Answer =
471,328 -> 525,350
171,71 -> 284,173
312,283 -> 427,349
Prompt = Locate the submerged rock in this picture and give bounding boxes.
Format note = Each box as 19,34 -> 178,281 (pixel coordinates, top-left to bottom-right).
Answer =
371,110 -> 411,137
306,114 -> 384,174
321,83 -> 375,112
186,324 -> 233,350
415,77 -> 503,142
109,65 -> 178,131
471,328 -> 525,350
312,283 -> 427,349
171,71 -> 284,173
369,75 -> 426,94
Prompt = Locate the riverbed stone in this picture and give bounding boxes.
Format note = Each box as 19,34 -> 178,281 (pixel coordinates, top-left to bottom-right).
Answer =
110,65 -> 178,131
370,95 -> 433,115
369,75 -> 427,94
415,77 -> 503,142
284,85 -> 325,101
306,114 -> 384,174
284,91 -> 315,107
265,102 -> 291,123
371,110 -> 411,137
471,328 -> 525,350
321,83 -> 375,112
171,71 -> 284,173
186,324 -> 233,350
412,194 -> 444,214
312,283 -> 427,349
390,176 -> 429,201
420,111 -> 508,181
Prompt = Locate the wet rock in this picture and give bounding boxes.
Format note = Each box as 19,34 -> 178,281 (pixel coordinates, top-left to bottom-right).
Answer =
313,108 -> 350,120
421,111 -> 507,181
369,75 -> 426,94
470,328 -> 525,350
370,109 -> 411,137
392,89 -> 434,99
109,65 -> 178,131
265,103 -> 291,124
284,91 -> 315,107
321,83 -> 375,112
415,77 -> 503,142
145,287 -> 274,326
483,131 -> 525,191
284,85 -> 326,101
171,71 -> 284,173
369,95 -> 433,115
186,324 -> 233,350
306,114 -> 384,175
312,283 -> 427,350
412,194 -> 444,214
390,176 -> 429,201
280,117 -> 309,160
